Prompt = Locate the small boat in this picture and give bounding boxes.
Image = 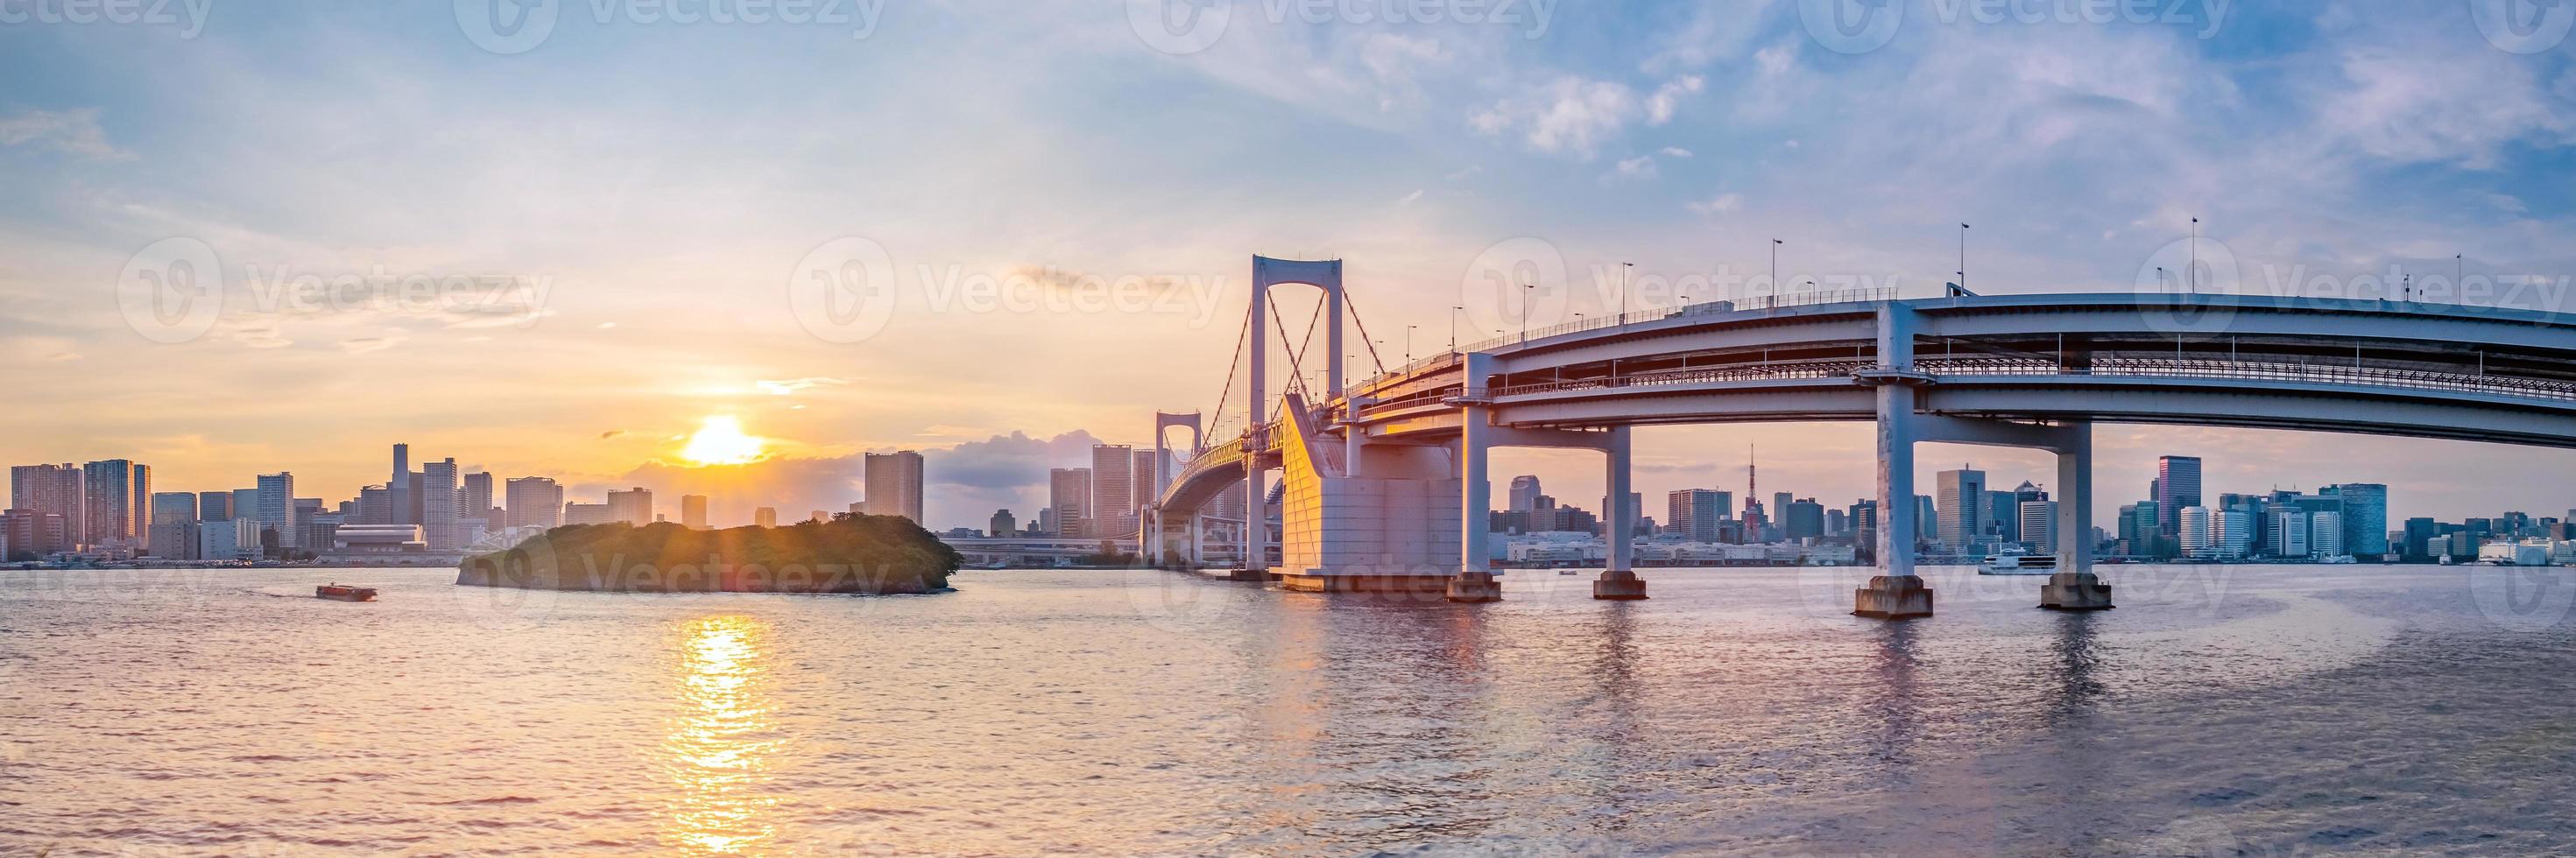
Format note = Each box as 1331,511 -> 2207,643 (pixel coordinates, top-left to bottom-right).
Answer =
1556,569 -> 1580,576
314,583 -> 378,601
1978,549 -> 2058,576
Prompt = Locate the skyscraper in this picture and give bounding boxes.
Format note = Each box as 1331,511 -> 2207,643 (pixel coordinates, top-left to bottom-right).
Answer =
681,495 -> 709,529
1050,468 -> 1094,538
148,492 -> 197,559
863,450 -> 925,524
1133,448 -> 1163,517
2327,483 -> 2389,559
421,460 -> 462,549
82,460 -> 148,547
991,509 -> 1016,538
2156,455 -> 2203,536
2020,499 -> 2057,552
1090,445 -> 1133,535
752,506 -> 778,528
197,490 -> 232,524
505,477 -> 564,529
1509,475 -> 1543,512
256,472 -> 297,549
1936,467 -> 1986,548
461,472 -> 495,521
391,443 -> 410,520
11,463 -> 84,548
606,487 -> 652,526
1666,489 -> 1729,542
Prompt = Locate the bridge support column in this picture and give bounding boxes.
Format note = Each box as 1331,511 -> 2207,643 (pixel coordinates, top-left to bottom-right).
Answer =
1187,514 -> 1203,568
1594,425 -> 1647,600
1447,405 -> 1502,603
1856,303 -> 1933,619
2040,422 -> 2113,610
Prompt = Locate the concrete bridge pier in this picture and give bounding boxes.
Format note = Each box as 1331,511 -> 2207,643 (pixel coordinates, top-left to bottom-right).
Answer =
2039,424 -> 2114,610
1187,514 -> 1203,568
1446,404 -> 1503,602
1856,303 -> 1934,619
1593,425 -> 1648,600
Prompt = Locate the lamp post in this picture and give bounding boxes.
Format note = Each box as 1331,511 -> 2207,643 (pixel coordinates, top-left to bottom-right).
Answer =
1521,279 -> 1535,345
1449,306 -> 1463,355
1405,325 -> 1416,365
1620,261 -> 1633,326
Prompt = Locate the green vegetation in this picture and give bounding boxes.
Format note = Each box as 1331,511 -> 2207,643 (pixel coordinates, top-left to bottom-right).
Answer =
456,514 -> 960,594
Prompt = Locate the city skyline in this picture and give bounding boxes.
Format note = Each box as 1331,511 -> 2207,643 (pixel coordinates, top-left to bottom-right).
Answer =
9,4 -> 2576,535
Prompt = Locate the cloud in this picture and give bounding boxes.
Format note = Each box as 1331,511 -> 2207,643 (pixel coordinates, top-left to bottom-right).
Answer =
1661,147 -> 1693,158
0,109 -> 130,159
337,336 -> 399,354
1472,74 -> 1704,158
756,376 -> 851,396
1687,193 -> 1743,215
1602,155 -> 1660,185
599,430 -> 625,440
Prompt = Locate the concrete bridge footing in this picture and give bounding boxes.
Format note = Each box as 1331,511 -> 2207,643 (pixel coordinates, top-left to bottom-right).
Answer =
1853,574 -> 1934,619
1592,569 -> 1648,600
1445,571 -> 1502,602
2038,572 -> 2114,610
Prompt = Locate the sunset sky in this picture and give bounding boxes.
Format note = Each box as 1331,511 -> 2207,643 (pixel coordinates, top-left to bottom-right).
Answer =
4,1 -> 2573,529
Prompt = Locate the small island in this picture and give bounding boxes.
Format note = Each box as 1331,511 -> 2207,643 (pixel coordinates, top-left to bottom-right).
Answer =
456,515 -> 961,594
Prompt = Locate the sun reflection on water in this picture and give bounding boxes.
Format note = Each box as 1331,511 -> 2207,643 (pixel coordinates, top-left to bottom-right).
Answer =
660,615 -> 780,855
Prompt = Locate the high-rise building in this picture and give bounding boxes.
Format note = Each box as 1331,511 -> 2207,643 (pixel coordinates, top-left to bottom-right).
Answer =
1916,495 -> 1937,540
1783,498 -> 1825,541
11,463 -> 84,547
2326,483 -> 2389,559
147,492 -> 197,559
421,460 -> 462,549
681,495 -> 709,529
81,460 -> 149,547
863,450 -> 925,524
2156,455 -> 2203,536
606,487 -> 653,526
1050,468 -> 1093,538
197,518 -> 260,561
2269,509 -> 2311,557
2178,506 -> 2213,558
1936,468 -> 1986,548
1666,489 -> 1732,543
752,506 -> 778,528
2310,510 -> 2346,556
1508,475 -> 1543,512
461,472 -> 495,521
991,509 -> 1016,538
390,443 -> 410,515
1090,445 -> 1133,536
1133,448 -> 1163,517
197,490 -> 233,524
2020,499 -> 2057,553
256,472 -> 297,548
505,477 -> 565,529
2213,507 -> 2255,559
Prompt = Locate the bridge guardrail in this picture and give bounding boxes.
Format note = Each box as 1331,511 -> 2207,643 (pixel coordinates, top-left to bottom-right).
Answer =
1469,355 -> 2576,405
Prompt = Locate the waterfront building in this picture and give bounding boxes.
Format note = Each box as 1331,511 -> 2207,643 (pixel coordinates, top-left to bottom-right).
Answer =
564,503 -> 617,525
2326,483 -> 2389,559
681,495 -> 709,529
863,451 -> 925,524
2178,506 -> 2213,558
420,460 -> 462,549
2270,509 -> 2311,557
255,472 -> 297,549
2311,510 -> 2346,556
991,509 -> 1016,538
82,460 -> 149,547
196,517 -> 260,561
2156,455 -> 2203,537
505,477 -> 564,529
148,492 -> 197,559
2020,500 -> 2057,553
1,509 -> 69,559
1090,445 -> 1133,538
1133,448 -> 1163,517
461,472 -> 496,522
1050,468 -> 1093,538
1508,475 -> 1543,512
2213,507 -> 2256,559
11,463 -> 85,547
605,486 -> 652,526
1936,468 -> 1986,549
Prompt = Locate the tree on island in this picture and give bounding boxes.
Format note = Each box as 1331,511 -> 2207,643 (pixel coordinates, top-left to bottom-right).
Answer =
457,513 -> 962,594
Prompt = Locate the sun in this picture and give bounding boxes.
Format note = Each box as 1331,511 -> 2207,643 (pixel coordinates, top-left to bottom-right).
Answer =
680,415 -> 766,466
